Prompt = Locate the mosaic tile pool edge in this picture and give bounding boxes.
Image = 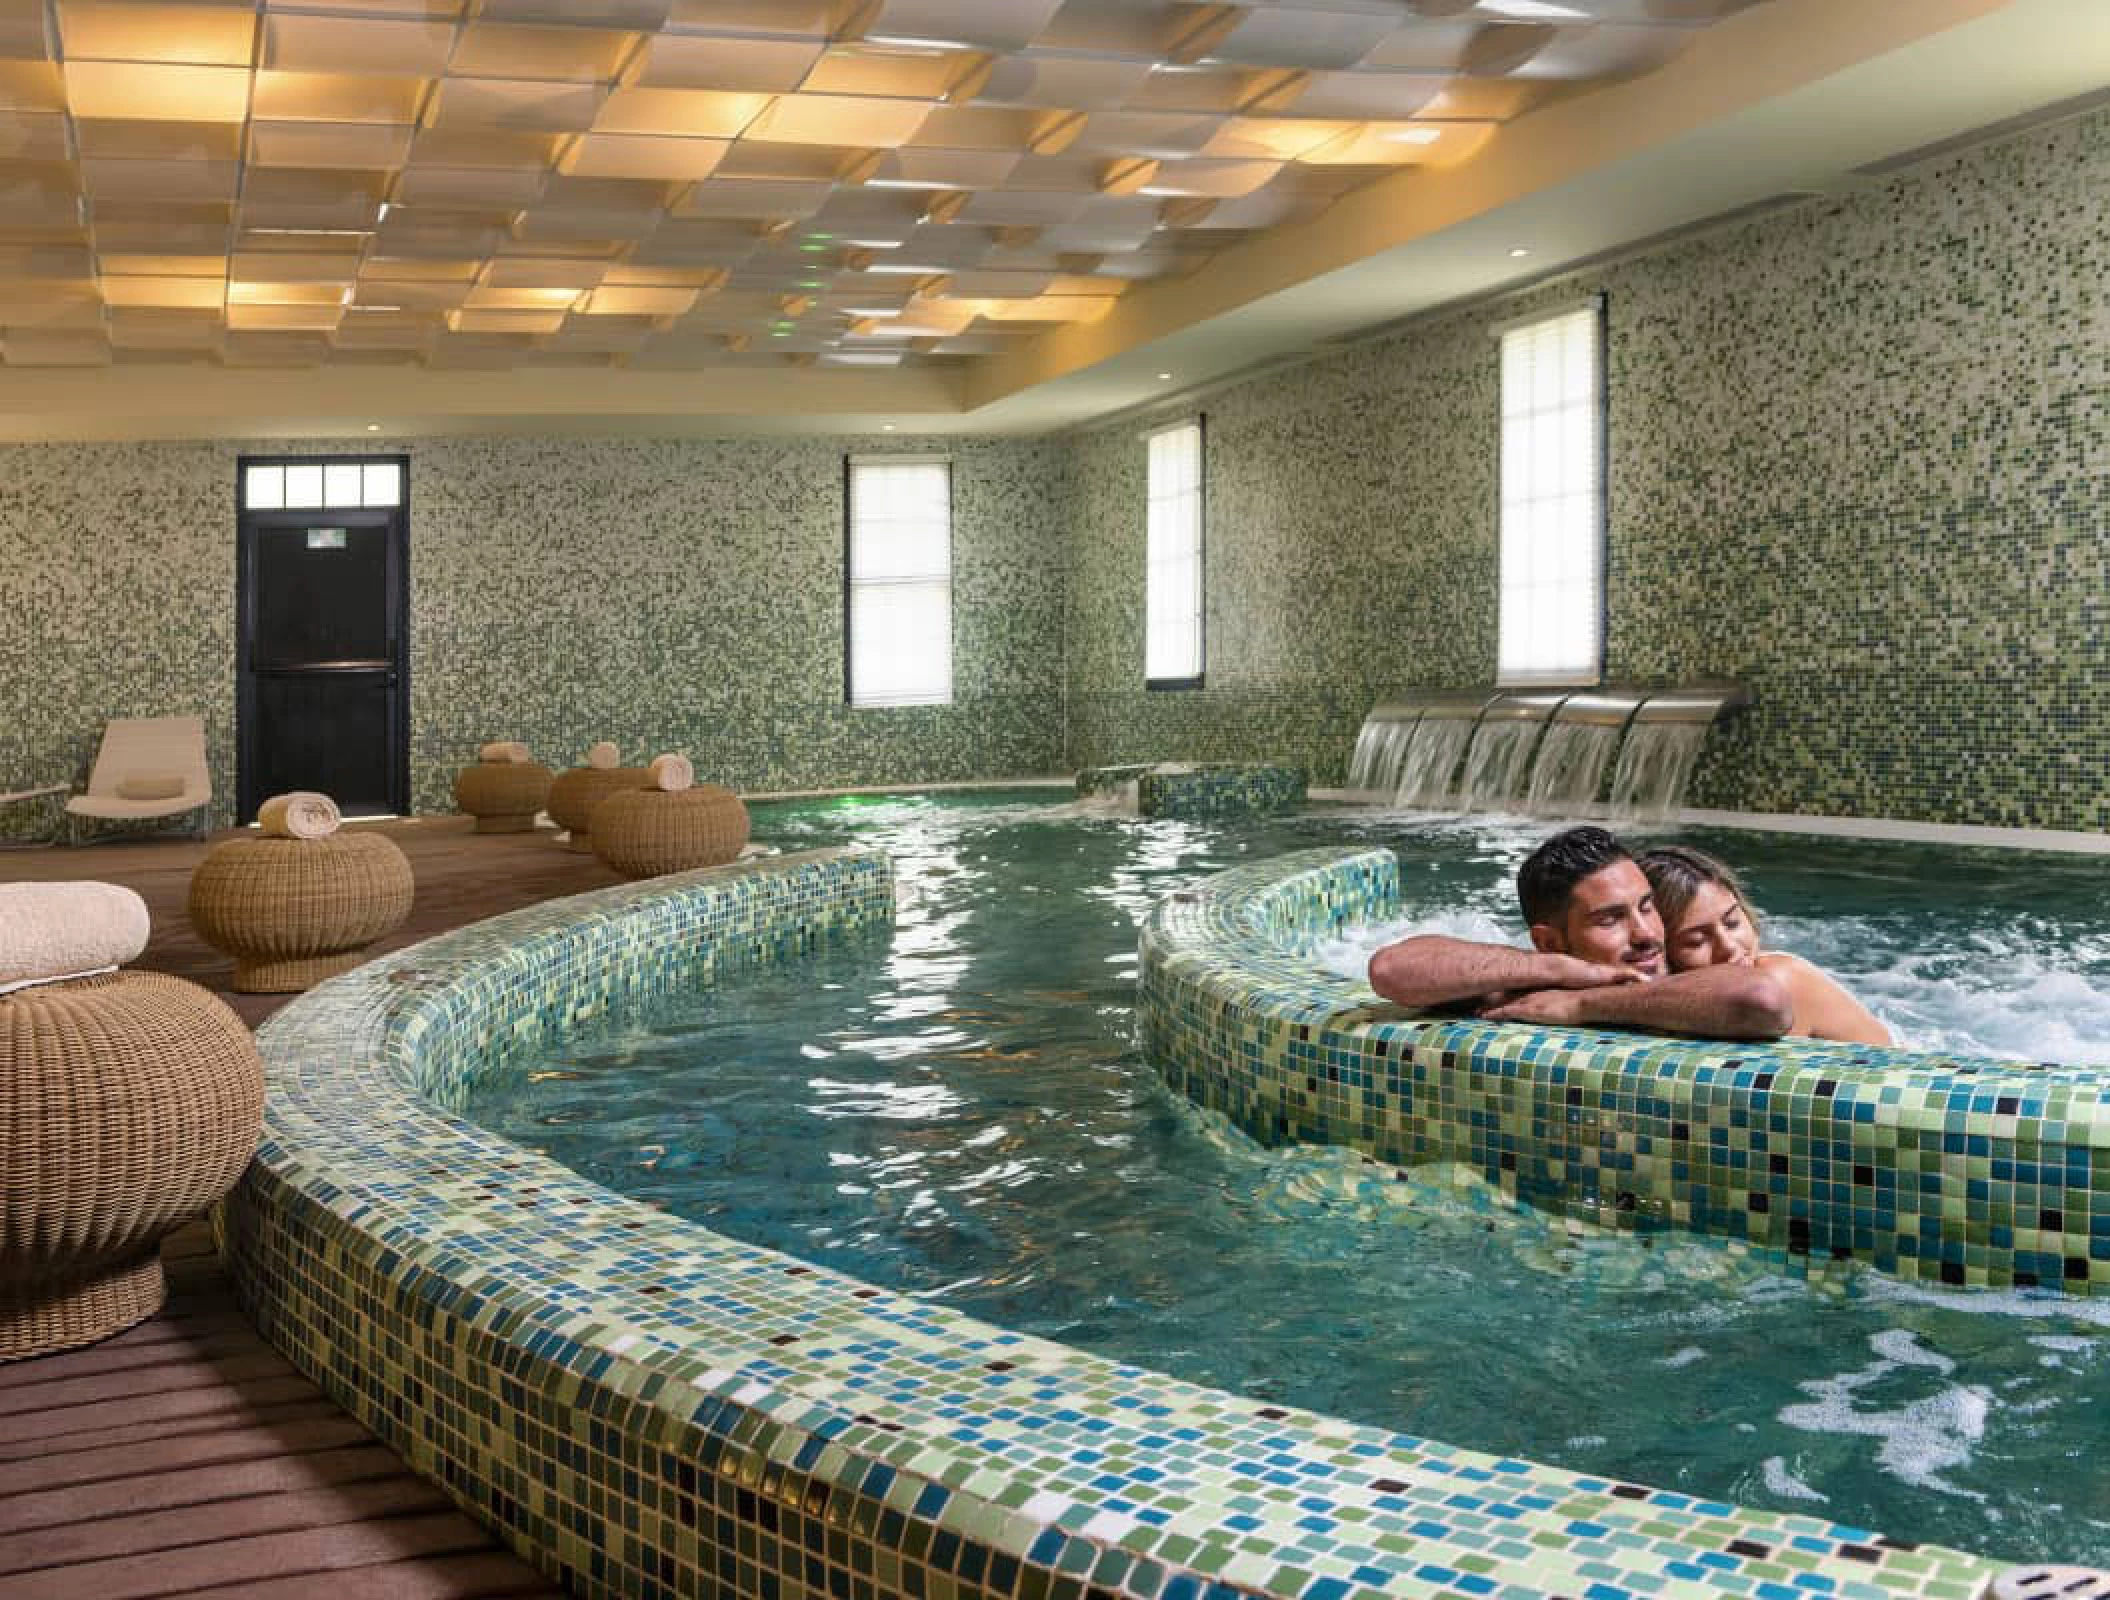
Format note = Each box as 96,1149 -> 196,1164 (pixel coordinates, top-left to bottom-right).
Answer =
1138,848 -> 2110,1299
227,845 -> 2002,1600
1076,764 -> 1309,820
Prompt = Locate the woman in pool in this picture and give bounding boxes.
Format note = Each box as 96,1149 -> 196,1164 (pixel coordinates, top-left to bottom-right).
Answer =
1637,845 -> 1893,1047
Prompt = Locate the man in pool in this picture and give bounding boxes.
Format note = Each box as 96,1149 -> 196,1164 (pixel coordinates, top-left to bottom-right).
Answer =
1367,825 -> 1793,1039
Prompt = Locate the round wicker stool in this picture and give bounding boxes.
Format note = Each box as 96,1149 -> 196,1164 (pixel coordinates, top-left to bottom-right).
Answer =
592,785 -> 750,879
453,762 -> 554,833
547,766 -> 651,854
0,972 -> 264,1360
188,831 -> 415,992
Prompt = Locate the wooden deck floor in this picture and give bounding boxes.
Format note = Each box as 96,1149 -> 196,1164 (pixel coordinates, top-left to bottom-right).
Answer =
0,1228 -> 567,1599
1,821 -> 614,1596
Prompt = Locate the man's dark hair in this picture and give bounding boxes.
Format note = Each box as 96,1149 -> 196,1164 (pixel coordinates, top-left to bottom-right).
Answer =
1516,826 -> 1633,927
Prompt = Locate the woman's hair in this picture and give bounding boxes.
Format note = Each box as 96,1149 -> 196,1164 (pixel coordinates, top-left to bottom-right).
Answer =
1636,844 -> 1760,939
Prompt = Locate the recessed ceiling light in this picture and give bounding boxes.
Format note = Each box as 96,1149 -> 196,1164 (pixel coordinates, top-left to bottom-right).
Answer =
365,423 -> 380,432
882,423 -> 896,432
1157,371 -> 1173,380
1508,247 -> 1531,258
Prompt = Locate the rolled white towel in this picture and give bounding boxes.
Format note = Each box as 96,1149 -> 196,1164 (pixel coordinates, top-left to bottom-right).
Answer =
0,881 -> 150,990
586,741 -> 620,771
257,790 -> 342,840
479,740 -> 531,764
648,752 -> 694,793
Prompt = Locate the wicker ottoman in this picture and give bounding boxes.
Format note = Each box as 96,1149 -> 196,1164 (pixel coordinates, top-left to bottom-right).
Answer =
453,762 -> 554,833
188,831 -> 415,992
592,785 -> 750,879
1,972 -> 264,1360
547,765 -> 651,854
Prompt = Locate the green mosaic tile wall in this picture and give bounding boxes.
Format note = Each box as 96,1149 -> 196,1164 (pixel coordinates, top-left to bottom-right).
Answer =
0,434 -> 1067,830
1064,106 -> 2110,830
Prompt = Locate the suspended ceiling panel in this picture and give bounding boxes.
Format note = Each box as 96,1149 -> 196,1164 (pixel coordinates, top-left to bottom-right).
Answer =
0,0 -> 1757,377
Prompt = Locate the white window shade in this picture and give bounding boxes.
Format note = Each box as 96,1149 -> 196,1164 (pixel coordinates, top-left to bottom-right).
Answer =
848,457 -> 952,708
1146,420 -> 1203,684
1498,303 -> 1603,686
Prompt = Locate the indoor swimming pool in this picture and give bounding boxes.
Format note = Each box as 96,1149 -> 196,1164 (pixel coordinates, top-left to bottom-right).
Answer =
464,790 -> 2110,1566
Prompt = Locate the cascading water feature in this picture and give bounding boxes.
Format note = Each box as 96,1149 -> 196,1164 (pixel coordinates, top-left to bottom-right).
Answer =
1347,707 -> 1422,793
1456,693 -> 1567,810
1605,686 -> 1751,821
1345,684 -> 1748,819
1387,693 -> 1493,807
1525,690 -> 1645,815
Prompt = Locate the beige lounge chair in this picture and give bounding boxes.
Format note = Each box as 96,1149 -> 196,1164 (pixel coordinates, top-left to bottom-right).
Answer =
63,716 -> 212,843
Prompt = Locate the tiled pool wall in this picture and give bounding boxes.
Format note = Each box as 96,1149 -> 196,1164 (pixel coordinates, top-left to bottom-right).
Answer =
1141,848 -> 2110,1296
1075,764 -> 1308,819
229,845 -> 1999,1600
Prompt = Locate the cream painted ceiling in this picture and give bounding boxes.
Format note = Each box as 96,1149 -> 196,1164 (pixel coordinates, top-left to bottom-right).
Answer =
0,0 -> 1765,377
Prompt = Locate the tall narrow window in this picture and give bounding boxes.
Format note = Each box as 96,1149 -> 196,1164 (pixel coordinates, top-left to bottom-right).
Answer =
1146,419 -> 1203,686
1497,301 -> 1604,685
847,456 -> 952,707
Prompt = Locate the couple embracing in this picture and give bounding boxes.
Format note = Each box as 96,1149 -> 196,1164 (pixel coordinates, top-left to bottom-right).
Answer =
1368,825 -> 1890,1046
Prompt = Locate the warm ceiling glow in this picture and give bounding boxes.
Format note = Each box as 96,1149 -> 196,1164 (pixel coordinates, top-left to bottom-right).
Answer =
59,1 -> 256,68
559,134 -> 732,182
65,62 -> 251,123
743,94 -> 935,149
593,87 -> 775,140
0,0 -> 1780,381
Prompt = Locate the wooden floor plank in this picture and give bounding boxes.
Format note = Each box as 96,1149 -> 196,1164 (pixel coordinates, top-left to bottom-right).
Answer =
0,1349 -> 296,1416
0,1415 -> 376,1496
169,1550 -> 571,1600
0,1326 -> 263,1388
0,1510 -> 497,1600
0,1399 -> 350,1468
0,1475 -> 452,1575
0,1373 -> 318,1444
0,1442 -> 407,1534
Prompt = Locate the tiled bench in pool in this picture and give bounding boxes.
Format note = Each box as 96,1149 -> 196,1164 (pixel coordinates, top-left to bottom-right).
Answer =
228,845 -> 2000,1600
1077,762 -> 1308,819
1140,845 -> 2110,1296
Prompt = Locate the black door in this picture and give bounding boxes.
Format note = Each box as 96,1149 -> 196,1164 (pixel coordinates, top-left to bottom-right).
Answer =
238,487 -> 409,820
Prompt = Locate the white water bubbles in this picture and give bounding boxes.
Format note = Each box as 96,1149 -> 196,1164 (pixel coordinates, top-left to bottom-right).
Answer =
1309,909 -> 1519,988
1776,1328 -> 1994,1502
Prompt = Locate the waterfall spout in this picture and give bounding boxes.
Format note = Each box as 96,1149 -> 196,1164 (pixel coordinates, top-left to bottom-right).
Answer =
1456,692 -> 1568,810
1346,684 -> 1748,820
1605,685 -> 1751,821
1525,690 -> 1645,814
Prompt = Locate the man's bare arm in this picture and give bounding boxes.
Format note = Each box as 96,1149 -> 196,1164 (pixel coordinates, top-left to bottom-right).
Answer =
1368,935 -> 1636,1010
1478,964 -> 1792,1039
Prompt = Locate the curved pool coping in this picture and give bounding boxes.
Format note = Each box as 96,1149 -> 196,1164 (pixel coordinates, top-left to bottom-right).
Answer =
1138,846 -> 2110,1297
230,845 -> 2001,1600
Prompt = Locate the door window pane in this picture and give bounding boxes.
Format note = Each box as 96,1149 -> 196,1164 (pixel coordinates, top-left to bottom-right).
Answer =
362,460 -> 402,507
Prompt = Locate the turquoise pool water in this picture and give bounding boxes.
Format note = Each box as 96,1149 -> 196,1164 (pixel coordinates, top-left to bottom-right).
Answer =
467,790 -> 2110,1564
